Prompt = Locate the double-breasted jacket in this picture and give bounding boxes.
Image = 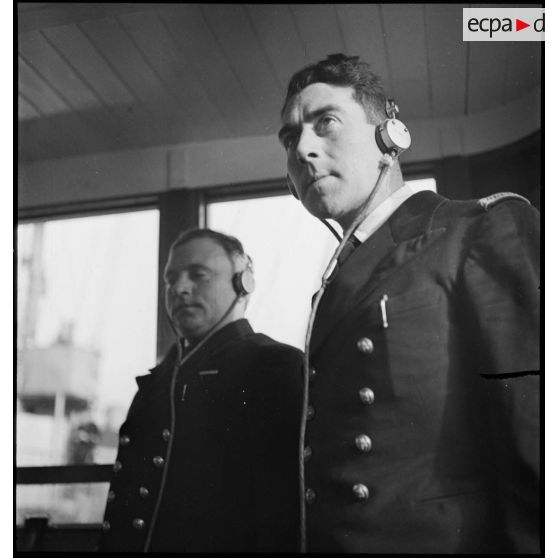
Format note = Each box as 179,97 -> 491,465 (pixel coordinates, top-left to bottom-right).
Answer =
99,319 -> 303,553
303,191 -> 540,553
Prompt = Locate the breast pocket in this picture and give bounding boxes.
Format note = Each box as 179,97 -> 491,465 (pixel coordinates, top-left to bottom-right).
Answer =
381,287 -> 448,398
384,287 -> 442,318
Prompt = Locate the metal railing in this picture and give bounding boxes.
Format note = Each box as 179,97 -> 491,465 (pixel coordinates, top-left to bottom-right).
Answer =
16,464 -> 113,485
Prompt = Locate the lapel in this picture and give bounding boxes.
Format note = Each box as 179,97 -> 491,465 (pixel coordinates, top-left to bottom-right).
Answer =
310,191 -> 448,355
127,319 -> 254,419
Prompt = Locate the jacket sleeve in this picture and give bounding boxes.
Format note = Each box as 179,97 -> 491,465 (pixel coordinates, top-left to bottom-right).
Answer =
461,199 -> 540,553
462,199 -> 540,375
247,344 -> 303,553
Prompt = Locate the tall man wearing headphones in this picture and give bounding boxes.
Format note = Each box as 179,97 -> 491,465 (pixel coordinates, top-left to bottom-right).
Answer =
279,54 -> 539,553
99,229 -> 303,552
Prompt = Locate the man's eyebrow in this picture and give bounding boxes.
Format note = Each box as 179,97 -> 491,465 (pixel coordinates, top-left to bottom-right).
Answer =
164,263 -> 210,278
188,263 -> 212,272
278,104 -> 343,143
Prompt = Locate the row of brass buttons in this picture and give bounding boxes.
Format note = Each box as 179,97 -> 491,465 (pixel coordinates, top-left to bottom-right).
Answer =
112,428 -> 171,473
105,427 -> 172,535
304,338 -> 376,505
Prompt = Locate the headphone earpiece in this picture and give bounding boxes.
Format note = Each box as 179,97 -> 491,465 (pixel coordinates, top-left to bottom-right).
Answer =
286,175 -> 299,200
232,269 -> 255,296
375,119 -> 411,157
375,98 -> 411,157
232,254 -> 255,296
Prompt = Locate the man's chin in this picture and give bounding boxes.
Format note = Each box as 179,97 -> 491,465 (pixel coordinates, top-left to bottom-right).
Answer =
303,199 -> 345,224
178,321 -> 222,344
302,195 -> 337,221
302,192 -> 372,228
175,320 -> 203,340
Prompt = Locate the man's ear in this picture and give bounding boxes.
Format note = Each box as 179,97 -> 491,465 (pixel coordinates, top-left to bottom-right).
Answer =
286,175 -> 299,200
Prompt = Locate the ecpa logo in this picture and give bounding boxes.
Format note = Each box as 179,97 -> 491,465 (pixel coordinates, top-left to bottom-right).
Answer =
463,8 -> 544,41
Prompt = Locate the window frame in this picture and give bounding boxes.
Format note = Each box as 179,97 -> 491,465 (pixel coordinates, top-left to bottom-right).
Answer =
18,193 -> 160,223
16,194 -> 165,508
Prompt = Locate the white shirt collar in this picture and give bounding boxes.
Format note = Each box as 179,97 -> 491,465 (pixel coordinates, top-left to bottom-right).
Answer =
352,183 -> 415,244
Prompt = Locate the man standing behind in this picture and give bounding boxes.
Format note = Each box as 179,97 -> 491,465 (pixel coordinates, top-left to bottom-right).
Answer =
279,53 -> 539,553
99,229 -> 302,552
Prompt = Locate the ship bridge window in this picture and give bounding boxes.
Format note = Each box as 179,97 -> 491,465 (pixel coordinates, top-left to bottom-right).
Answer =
16,209 -> 159,524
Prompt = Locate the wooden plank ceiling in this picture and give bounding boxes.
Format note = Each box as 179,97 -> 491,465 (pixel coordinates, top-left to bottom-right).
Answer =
18,3 -> 541,163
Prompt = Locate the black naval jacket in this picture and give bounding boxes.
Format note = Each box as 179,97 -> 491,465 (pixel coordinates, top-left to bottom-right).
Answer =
304,191 -> 540,553
99,319 -> 303,553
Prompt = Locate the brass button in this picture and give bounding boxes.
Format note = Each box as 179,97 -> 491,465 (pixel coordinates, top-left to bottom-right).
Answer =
152,456 -> 165,468
113,461 -> 122,473
102,520 -> 111,532
139,487 -> 150,499
162,428 -> 171,441
132,518 -> 146,530
355,434 -> 372,453
107,490 -> 115,503
356,337 -> 374,354
119,435 -> 131,447
359,387 -> 375,405
307,405 -> 315,421
352,483 -> 370,501
305,488 -> 317,505
309,368 -> 317,381
303,446 -> 312,462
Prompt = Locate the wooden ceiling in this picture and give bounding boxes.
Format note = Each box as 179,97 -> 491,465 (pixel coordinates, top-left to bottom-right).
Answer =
18,3 -> 541,163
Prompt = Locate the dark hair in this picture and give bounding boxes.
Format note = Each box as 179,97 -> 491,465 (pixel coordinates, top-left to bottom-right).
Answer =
281,53 -> 388,124
170,228 -> 250,269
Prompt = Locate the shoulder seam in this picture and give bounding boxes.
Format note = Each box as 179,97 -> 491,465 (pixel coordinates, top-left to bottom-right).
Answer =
478,192 -> 531,211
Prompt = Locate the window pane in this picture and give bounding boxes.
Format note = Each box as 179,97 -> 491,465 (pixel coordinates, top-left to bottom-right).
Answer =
17,209 -> 159,522
207,196 -> 337,349
17,210 -> 159,465
207,179 -> 436,349
16,483 -> 110,525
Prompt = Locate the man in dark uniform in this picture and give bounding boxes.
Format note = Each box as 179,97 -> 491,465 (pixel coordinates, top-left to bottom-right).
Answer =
279,54 -> 540,553
99,229 -> 302,552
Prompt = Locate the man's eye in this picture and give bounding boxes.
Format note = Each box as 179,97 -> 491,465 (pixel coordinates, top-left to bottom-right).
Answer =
190,271 -> 208,280
316,115 -> 337,132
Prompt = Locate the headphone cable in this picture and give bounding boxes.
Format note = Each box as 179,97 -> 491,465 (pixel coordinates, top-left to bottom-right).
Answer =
298,153 -> 395,552
143,294 -> 242,552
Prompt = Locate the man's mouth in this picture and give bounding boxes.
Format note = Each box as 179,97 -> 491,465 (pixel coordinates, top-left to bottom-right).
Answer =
306,174 -> 330,189
173,304 -> 200,317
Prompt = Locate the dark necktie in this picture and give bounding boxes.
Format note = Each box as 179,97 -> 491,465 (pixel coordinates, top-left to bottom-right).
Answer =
337,234 -> 361,267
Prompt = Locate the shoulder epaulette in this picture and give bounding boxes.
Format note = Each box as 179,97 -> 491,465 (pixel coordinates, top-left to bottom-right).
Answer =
478,192 -> 531,211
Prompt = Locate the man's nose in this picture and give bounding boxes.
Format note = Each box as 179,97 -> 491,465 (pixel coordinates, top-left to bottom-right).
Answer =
296,128 -> 320,163
172,272 -> 194,296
